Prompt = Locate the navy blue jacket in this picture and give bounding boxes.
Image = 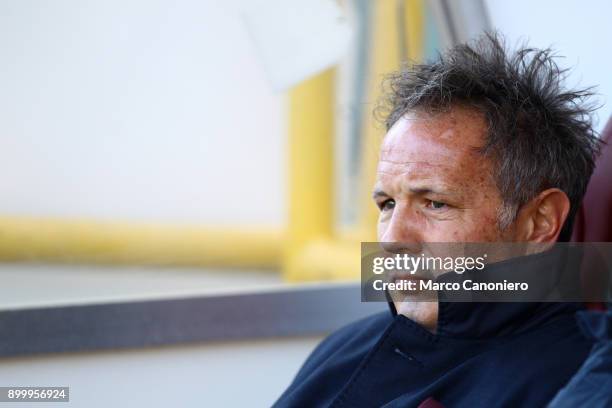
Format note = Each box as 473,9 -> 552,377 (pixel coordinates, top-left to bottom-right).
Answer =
549,309 -> 612,407
274,252 -> 593,407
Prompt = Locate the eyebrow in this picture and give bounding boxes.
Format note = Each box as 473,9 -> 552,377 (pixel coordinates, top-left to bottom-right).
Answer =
372,189 -> 389,199
372,186 -> 453,199
408,187 -> 452,196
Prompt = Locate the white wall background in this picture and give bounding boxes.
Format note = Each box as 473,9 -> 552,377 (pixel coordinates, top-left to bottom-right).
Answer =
0,0 -> 285,225
486,0 -> 612,132
2,0 -> 610,223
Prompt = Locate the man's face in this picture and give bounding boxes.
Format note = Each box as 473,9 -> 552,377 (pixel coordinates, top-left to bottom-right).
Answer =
374,106 -> 513,245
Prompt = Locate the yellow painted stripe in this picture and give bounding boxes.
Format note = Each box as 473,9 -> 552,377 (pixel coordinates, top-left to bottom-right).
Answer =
404,0 -> 425,62
359,0 -> 402,241
292,239 -> 361,282
285,68 -> 336,281
0,216 -> 283,269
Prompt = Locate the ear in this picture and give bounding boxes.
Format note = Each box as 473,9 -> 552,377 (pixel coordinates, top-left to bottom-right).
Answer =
516,188 -> 570,243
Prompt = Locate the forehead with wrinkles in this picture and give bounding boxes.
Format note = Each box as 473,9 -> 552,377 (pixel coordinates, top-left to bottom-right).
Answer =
377,107 -> 495,196
381,108 -> 486,162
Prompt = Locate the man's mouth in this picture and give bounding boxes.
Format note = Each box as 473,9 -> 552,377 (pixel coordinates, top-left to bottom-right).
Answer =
389,271 -> 432,284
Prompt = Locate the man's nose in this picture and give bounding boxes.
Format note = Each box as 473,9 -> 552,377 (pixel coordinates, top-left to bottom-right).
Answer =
379,205 -> 422,254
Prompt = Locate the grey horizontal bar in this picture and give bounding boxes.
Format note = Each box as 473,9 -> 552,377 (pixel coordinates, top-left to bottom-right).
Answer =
0,284 -> 385,358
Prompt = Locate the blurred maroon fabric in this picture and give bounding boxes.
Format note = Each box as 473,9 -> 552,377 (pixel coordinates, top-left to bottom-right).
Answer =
571,117 -> 611,311
417,397 -> 445,408
571,118 -> 612,242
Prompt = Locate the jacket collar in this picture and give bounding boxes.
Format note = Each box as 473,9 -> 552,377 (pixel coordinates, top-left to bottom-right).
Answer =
387,246 -> 585,339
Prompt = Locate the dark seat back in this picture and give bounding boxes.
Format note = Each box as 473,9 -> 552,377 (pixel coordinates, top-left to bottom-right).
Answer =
571,118 -> 612,309
572,118 -> 612,242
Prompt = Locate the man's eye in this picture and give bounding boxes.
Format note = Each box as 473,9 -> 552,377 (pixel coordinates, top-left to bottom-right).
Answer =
427,200 -> 447,210
379,199 -> 395,211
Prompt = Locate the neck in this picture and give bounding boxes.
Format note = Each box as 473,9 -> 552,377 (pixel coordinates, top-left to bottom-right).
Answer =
394,300 -> 439,332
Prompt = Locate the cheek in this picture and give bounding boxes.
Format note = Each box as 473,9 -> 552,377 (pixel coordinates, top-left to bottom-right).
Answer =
429,213 -> 501,242
376,219 -> 385,240
377,213 -> 392,240
463,213 -> 502,241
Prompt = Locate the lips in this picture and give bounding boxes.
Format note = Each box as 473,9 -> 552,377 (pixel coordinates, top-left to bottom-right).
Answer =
389,270 -> 433,284
388,274 -> 432,294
